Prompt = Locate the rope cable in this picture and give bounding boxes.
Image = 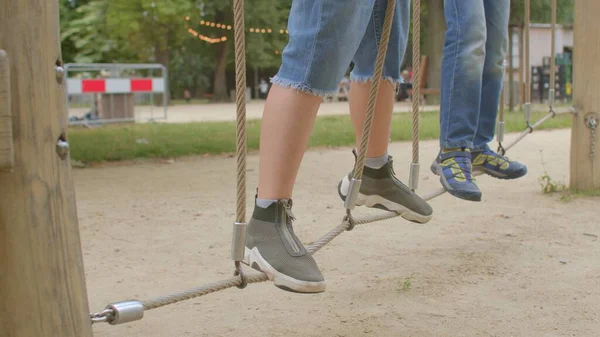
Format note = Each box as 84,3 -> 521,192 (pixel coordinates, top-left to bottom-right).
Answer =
351,0 -> 397,181
525,0 -> 531,104
411,0 -> 420,166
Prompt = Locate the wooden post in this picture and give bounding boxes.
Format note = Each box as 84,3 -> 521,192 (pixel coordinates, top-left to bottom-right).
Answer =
0,50 -> 13,170
0,1 -> 94,337
422,0 -> 445,105
570,1 -> 600,190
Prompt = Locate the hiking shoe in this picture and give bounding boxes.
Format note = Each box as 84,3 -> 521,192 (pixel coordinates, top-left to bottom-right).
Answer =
471,147 -> 528,180
338,150 -> 433,224
431,149 -> 482,202
243,199 -> 326,293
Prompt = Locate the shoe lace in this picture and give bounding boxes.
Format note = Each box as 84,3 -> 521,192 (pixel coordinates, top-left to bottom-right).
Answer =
482,150 -> 510,168
444,158 -> 474,181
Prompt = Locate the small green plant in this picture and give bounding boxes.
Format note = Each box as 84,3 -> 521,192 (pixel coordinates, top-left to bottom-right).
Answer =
538,150 -> 567,194
398,274 -> 414,292
539,172 -> 567,194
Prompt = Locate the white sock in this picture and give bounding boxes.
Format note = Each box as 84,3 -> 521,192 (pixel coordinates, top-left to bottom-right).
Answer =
256,198 -> 277,209
365,153 -> 389,169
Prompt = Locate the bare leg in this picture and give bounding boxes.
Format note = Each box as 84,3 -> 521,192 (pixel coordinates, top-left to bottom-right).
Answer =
257,85 -> 322,200
349,80 -> 396,158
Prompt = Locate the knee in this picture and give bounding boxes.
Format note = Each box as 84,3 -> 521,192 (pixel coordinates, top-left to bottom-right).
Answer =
484,40 -> 508,76
458,26 -> 487,78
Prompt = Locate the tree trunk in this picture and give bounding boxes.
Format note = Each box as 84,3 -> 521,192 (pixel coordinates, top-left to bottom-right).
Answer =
423,0 -> 445,105
212,41 -> 230,102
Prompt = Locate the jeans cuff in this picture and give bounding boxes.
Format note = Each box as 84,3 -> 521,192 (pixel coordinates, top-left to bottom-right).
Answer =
472,144 -> 491,152
441,140 -> 473,150
270,76 -> 337,98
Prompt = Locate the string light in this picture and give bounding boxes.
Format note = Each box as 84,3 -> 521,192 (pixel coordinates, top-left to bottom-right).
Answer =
184,16 -> 286,52
188,28 -> 198,37
189,18 -> 287,35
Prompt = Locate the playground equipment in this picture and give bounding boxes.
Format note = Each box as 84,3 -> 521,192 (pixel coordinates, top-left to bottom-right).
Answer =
0,0 -> 597,335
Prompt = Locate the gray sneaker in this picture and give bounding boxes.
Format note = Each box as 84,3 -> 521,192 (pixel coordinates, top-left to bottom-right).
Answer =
243,198 -> 326,293
338,150 -> 433,223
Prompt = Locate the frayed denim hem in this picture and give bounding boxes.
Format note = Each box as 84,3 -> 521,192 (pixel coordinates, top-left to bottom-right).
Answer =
349,74 -> 402,93
270,76 -> 338,98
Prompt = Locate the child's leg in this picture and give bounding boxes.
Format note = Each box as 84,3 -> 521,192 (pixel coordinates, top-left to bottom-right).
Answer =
245,0 -> 378,294
257,86 -> 321,200
472,0 -> 510,151
256,0 -> 377,200
471,0 -> 527,180
349,80 -> 395,159
348,0 -> 409,158
430,0 -> 486,202
338,0 -> 433,224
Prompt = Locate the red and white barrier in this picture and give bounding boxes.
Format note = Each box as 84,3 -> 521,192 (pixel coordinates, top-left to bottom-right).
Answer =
67,78 -> 165,95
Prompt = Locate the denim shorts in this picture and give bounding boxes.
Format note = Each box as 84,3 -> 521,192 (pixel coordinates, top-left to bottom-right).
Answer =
272,0 -> 410,97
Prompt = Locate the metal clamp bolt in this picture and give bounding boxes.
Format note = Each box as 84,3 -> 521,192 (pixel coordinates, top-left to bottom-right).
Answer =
56,133 -> 70,160
90,300 -> 145,325
55,65 -> 65,85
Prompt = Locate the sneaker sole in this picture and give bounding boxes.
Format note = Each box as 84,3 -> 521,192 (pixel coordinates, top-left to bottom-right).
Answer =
243,247 -> 326,294
473,166 -> 527,180
432,161 -> 482,202
338,176 -> 432,224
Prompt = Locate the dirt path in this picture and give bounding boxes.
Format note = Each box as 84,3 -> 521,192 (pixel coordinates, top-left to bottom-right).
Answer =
76,129 -> 599,337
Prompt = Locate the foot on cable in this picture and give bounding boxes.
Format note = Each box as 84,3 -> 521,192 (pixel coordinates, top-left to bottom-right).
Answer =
431,148 -> 482,202
471,146 -> 528,180
338,150 -> 433,224
243,198 -> 326,294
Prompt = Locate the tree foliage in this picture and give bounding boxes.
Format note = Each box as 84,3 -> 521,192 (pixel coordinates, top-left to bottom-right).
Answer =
60,0 -> 572,101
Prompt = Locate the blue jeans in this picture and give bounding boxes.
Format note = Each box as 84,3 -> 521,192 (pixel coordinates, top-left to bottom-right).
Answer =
272,0 -> 410,96
439,0 -> 510,151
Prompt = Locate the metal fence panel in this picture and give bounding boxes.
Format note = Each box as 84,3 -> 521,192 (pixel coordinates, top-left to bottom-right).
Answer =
65,63 -> 168,126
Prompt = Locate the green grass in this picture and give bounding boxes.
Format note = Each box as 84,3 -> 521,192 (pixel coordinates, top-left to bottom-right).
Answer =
169,98 -> 210,105
68,109 -> 572,164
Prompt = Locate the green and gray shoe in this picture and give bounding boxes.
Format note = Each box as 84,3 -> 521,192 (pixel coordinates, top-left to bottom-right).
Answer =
338,150 -> 433,223
244,199 -> 326,293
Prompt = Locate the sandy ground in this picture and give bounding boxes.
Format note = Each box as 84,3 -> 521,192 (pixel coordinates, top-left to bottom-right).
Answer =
76,129 -> 599,337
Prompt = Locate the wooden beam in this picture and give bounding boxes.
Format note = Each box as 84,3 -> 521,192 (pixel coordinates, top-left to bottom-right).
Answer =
0,1 -> 94,336
508,25 -> 514,112
570,0 -> 600,190
518,27 -> 524,110
0,50 -> 12,171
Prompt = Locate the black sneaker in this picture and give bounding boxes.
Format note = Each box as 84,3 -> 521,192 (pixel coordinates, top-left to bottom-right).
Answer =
338,150 -> 433,223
